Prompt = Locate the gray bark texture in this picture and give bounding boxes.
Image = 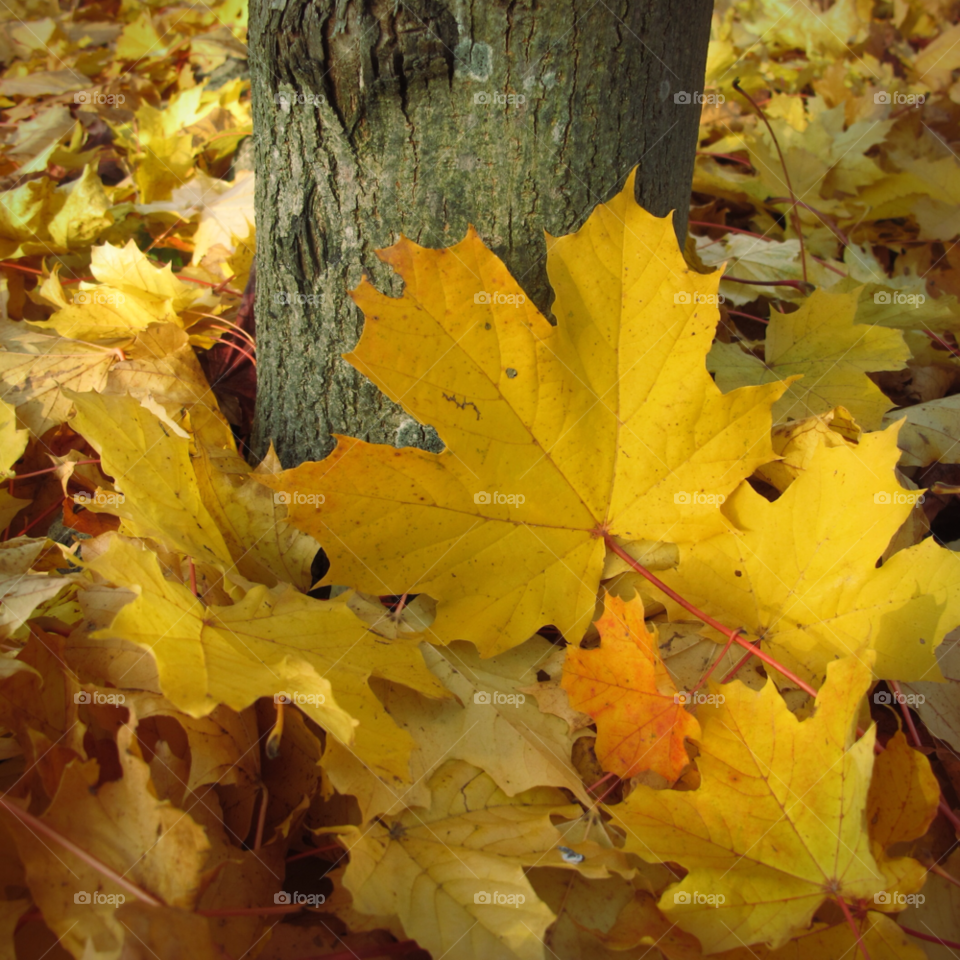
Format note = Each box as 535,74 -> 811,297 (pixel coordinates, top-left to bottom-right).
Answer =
249,0 -> 714,466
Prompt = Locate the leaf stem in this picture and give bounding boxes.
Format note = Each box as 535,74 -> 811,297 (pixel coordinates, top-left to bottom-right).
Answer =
732,79 -> 808,282
16,498 -> 62,538
286,842 -> 344,863
254,783 -> 269,850
929,862 -> 960,889
0,794 -> 163,906
602,536 -> 818,699
836,897 -> 872,960
721,645 -> 760,683
897,926 -> 960,950
696,151 -> 754,167
888,680 -> 923,748
726,309 -> 769,325
586,771 -> 615,795
766,197 -> 850,247
196,905 -> 303,917
688,630 -> 741,695
12,459 -> 101,481
723,276 -> 812,291
295,941 -> 424,960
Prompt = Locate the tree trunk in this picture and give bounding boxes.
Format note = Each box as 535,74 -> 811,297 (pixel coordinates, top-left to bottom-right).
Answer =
249,0 -> 714,466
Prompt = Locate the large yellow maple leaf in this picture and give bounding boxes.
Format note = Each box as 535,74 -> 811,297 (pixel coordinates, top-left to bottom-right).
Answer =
260,172 -> 788,655
341,759 -> 581,960
653,424 -> 960,684
86,536 -> 449,783
612,655 -> 885,955
708,288 -> 909,430
561,592 -> 699,783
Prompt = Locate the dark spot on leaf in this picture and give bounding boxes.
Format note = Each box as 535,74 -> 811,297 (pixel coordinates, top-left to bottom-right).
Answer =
506,368 -> 518,378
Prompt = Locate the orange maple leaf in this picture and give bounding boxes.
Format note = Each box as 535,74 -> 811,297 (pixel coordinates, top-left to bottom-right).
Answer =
561,593 -> 699,783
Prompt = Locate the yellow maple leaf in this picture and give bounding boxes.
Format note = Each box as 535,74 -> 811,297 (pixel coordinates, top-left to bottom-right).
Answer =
0,397 -> 27,478
69,390 -> 318,589
866,730 -> 939,902
708,288 -> 909,430
341,758 -> 580,960
86,535 -> 449,782
0,319 -> 114,437
652,424 -> 959,684
69,390 -> 234,569
886,393 -> 960,467
2,719 -> 210,958
713,910 -> 928,959
612,655 -> 885,954
259,171 -> 789,655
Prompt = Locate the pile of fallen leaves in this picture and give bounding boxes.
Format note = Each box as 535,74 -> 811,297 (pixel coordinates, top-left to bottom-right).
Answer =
2,0 -> 960,958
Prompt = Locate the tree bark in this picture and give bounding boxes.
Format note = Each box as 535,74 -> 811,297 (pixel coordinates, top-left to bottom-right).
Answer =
249,0 -> 714,466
